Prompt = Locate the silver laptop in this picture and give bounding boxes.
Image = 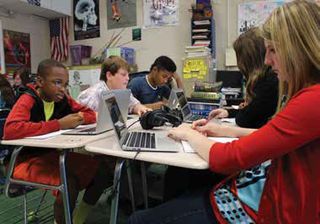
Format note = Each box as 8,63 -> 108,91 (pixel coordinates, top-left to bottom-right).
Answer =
63,89 -> 131,135
168,89 -> 216,123
104,92 -> 181,152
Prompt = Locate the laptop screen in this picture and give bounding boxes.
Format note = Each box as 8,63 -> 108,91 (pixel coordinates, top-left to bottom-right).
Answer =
104,96 -> 127,141
176,91 -> 192,117
176,91 -> 188,108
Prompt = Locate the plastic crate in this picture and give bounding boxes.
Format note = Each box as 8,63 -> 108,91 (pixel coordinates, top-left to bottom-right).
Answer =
70,45 -> 92,65
106,47 -> 135,65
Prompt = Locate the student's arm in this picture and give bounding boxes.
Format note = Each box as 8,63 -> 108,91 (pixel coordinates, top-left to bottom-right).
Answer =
77,87 -> 100,111
4,94 -> 60,139
144,100 -> 166,110
209,86 -> 320,174
67,96 -> 96,124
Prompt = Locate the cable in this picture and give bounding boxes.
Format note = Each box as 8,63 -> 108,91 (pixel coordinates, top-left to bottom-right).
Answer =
127,119 -> 140,129
132,148 -> 141,160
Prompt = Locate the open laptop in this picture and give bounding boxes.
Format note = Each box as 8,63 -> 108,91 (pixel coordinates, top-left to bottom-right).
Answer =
63,89 -> 131,135
168,89 -> 209,123
104,92 -> 181,152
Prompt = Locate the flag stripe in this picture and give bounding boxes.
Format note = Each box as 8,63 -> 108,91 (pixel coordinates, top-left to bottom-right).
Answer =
50,17 -> 69,62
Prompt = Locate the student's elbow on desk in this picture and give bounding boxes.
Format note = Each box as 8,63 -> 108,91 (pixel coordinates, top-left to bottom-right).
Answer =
3,120 -> 60,140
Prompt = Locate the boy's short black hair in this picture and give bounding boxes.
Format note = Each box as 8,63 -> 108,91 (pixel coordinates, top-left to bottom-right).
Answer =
37,59 -> 67,78
150,56 -> 176,73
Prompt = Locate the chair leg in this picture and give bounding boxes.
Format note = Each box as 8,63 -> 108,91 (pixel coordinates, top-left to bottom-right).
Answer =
23,192 -> 28,224
34,190 -> 48,217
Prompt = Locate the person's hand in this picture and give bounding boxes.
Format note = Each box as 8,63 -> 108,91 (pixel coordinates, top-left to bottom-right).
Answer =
168,123 -> 195,141
238,101 -> 248,109
58,113 -> 84,129
133,104 -> 152,116
208,108 -> 229,120
192,120 -> 228,137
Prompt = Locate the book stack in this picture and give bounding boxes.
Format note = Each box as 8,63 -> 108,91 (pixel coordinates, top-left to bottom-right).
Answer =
191,81 -> 221,101
221,87 -> 242,99
185,46 -> 211,58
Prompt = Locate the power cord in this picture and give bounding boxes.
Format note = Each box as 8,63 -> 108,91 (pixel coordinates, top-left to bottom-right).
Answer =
127,119 -> 140,129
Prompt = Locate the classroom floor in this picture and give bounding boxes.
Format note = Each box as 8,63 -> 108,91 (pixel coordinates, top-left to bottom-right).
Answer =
0,187 -> 131,224
0,164 -> 166,224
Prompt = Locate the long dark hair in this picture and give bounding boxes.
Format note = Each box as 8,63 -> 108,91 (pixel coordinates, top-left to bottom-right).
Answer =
0,75 -> 15,108
233,27 -> 273,103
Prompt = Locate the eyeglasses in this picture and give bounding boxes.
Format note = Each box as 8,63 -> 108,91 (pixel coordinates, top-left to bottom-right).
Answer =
50,79 -> 70,89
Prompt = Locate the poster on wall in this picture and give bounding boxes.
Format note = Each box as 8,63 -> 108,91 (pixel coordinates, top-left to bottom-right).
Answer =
3,30 -> 31,74
107,0 -> 137,30
74,0 -> 100,40
238,0 -> 289,35
143,0 -> 179,28
0,21 -> 5,74
27,0 -> 41,6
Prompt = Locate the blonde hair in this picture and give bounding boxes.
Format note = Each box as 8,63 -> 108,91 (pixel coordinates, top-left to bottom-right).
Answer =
99,56 -> 129,82
261,0 -> 320,108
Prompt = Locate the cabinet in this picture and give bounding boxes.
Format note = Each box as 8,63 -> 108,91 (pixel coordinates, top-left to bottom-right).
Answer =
1,0 -> 71,19
191,4 -> 216,57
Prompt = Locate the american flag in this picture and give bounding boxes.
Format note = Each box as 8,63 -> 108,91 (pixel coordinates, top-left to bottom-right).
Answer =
49,17 -> 69,62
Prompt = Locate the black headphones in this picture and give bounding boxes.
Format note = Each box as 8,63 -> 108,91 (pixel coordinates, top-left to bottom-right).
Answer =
139,109 -> 182,130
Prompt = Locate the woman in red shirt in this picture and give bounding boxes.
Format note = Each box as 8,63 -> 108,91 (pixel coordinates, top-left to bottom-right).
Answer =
127,1 -> 320,223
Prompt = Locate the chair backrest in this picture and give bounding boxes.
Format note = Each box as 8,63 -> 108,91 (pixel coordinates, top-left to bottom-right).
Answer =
0,108 -> 10,139
129,71 -> 148,84
0,108 -> 11,162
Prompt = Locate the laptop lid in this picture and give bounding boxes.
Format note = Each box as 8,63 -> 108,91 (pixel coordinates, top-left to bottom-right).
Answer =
101,89 -> 130,123
62,96 -> 112,135
103,92 -> 130,147
173,89 -> 193,120
104,92 -> 181,152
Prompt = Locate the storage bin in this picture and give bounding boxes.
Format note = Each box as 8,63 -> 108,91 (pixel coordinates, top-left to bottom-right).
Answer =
70,45 -> 92,65
106,47 -> 135,65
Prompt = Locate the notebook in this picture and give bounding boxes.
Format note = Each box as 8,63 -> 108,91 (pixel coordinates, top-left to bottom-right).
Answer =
104,92 -> 181,152
62,89 -> 131,135
168,89 -> 208,123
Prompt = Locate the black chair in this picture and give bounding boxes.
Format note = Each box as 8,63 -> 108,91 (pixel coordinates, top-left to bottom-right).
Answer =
129,71 -> 148,84
0,108 -> 48,224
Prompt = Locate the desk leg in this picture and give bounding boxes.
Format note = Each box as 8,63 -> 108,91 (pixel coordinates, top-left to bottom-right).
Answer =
59,150 -> 73,224
126,160 -> 136,212
109,159 -> 125,224
140,162 -> 148,209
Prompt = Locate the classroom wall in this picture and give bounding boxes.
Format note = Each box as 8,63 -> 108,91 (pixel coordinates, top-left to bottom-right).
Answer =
69,0 -> 264,74
1,14 -> 50,73
69,0 -> 192,74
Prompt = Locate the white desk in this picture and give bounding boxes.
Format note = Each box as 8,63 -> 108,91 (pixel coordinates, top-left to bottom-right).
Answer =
1,132 -> 109,224
85,124 -> 208,224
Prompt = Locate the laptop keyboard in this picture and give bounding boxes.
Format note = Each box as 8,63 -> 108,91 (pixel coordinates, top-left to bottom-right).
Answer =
124,132 -> 156,149
189,114 -> 207,121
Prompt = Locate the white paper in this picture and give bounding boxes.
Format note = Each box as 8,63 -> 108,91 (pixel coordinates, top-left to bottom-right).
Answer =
182,137 -> 238,153
24,125 -> 95,140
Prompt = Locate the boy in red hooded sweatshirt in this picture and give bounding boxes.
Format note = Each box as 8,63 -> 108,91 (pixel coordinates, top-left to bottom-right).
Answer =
4,59 -> 110,224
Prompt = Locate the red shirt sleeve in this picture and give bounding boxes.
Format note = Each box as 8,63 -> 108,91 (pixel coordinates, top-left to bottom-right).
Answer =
209,85 -> 320,174
66,96 -> 96,124
4,94 -> 60,140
